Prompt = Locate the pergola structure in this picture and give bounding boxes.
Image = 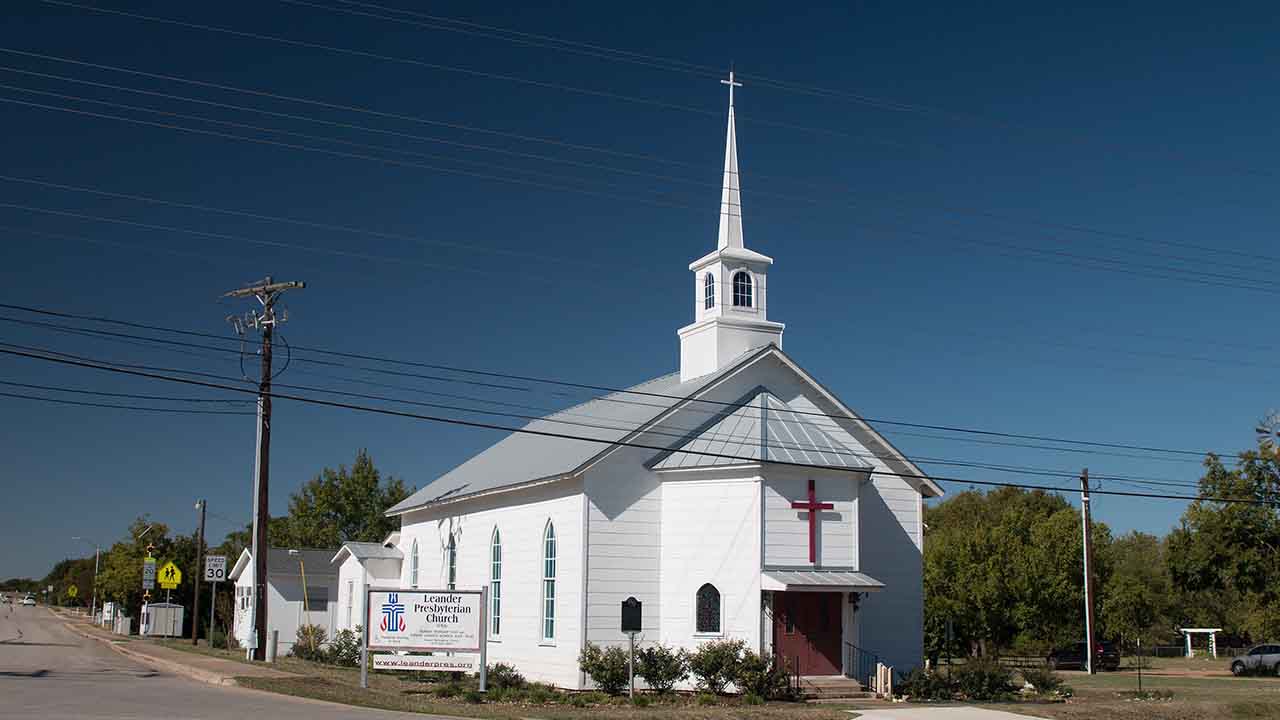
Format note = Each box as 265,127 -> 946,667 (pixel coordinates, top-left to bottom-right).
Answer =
1180,628 -> 1222,658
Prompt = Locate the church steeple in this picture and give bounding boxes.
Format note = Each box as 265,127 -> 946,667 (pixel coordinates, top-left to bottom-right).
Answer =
677,71 -> 785,382
717,71 -> 744,250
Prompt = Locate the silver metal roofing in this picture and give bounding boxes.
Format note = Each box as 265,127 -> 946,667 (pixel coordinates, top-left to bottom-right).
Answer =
388,348 -> 770,515
651,389 -> 874,471
229,547 -> 340,580
761,569 -> 885,591
332,541 -> 404,565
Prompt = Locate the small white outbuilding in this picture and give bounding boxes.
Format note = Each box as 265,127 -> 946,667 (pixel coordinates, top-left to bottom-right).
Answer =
228,547 -> 340,654
331,535 -> 404,634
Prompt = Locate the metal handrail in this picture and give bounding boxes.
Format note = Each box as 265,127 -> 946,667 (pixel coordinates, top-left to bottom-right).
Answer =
843,641 -> 879,686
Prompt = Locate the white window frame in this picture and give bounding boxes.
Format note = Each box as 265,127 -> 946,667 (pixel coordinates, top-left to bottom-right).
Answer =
703,271 -> 715,310
541,520 -> 556,643
731,270 -> 754,309
410,539 -> 420,588
490,527 -> 501,639
446,535 -> 457,591
346,579 -> 354,628
694,582 -> 724,637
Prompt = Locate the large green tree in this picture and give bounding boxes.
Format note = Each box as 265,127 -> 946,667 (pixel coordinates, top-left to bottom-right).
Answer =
1100,531 -> 1172,645
924,487 -> 1111,658
272,449 -> 411,549
1166,438 -> 1280,641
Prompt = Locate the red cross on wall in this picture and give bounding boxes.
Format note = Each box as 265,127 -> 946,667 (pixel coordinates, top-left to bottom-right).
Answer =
791,479 -> 834,564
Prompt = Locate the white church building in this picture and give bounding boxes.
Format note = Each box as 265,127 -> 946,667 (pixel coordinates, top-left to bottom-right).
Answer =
359,77 -> 941,688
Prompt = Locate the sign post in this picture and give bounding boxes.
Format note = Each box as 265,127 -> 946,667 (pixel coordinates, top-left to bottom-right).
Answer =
361,587 -> 488,691
205,556 -> 226,645
621,597 -> 642,699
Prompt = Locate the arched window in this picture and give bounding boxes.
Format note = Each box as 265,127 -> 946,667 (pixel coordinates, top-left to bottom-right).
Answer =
490,528 -> 502,636
409,539 -> 419,588
703,272 -> 715,310
446,535 -> 457,590
695,583 -> 721,634
541,521 -> 556,641
732,271 -> 752,308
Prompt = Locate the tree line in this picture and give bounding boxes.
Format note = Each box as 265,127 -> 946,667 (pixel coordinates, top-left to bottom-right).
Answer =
3,449 -> 411,638
924,429 -> 1280,658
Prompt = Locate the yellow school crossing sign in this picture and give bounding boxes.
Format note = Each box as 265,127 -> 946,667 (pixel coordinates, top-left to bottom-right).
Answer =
67,586 -> 78,598
158,561 -> 182,590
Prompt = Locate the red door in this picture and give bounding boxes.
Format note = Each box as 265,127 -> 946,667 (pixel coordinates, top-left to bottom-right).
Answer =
774,592 -> 842,676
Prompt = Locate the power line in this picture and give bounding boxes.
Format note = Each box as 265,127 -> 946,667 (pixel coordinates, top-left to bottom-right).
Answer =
0,317 -> 1218,484
3,74 -> 1273,285
0,378 -> 249,404
0,342 -> 1269,507
0,301 -> 1228,459
5,87 -> 1275,294
4,48 -> 1273,272
0,388 -> 254,415
293,0 -> 1278,182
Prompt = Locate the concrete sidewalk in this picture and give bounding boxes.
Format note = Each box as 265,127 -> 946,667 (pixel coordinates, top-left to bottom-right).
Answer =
853,707 -> 1041,719
60,614 -> 296,687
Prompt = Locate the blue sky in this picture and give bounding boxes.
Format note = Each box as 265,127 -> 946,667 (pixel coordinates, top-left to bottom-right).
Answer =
1,1 -> 1275,578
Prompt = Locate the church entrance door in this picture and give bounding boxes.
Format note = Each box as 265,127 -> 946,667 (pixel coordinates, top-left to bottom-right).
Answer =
774,592 -> 842,676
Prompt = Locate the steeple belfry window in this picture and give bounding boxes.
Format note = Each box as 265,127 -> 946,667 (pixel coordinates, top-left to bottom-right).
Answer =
704,272 -> 715,310
732,271 -> 753,308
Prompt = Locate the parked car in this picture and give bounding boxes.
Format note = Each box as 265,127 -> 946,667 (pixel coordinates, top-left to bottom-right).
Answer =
1231,644 -> 1280,676
1047,640 -> 1121,671
20,596 -> 36,606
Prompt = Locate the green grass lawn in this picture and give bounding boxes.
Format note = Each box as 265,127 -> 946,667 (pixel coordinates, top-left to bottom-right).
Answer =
994,667 -> 1280,719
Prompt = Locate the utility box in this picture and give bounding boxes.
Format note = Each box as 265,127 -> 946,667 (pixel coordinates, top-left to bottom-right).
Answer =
115,616 -> 132,636
101,601 -> 116,628
140,602 -> 184,638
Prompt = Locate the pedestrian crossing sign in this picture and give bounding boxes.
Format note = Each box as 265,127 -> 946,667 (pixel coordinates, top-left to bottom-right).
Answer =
67,586 -> 78,598
158,561 -> 182,589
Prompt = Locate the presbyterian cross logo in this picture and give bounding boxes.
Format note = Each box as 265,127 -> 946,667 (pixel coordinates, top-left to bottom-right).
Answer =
380,593 -> 406,633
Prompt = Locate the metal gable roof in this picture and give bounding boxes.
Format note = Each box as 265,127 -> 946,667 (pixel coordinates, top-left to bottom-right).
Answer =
332,541 -> 404,565
386,348 -> 771,515
651,389 -> 875,471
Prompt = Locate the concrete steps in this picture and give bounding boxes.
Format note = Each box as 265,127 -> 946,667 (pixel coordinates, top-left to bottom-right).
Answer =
799,675 -> 877,700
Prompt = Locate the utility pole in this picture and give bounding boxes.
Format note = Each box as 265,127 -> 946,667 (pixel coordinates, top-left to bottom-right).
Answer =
1080,468 -> 1097,675
224,276 -> 304,661
192,499 -> 206,646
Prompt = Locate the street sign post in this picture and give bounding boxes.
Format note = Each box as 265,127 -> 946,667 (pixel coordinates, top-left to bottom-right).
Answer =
360,587 -> 488,691
621,597 -> 642,698
204,555 -> 226,645
141,558 -> 156,591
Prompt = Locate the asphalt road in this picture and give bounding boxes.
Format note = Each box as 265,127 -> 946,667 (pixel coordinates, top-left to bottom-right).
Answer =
0,605 -> 430,719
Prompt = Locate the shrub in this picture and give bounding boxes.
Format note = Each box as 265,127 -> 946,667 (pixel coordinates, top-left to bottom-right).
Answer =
289,624 -> 328,662
695,692 -> 718,706
742,693 -> 764,706
1019,664 -> 1064,695
734,650 -> 793,700
636,644 -> 688,694
486,662 -> 526,690
896,667 -> 955,702
433,681 -> 464,698
463,689 -> 484,704
329,628 -> 361,667
687,638 -> 745,694
526,683 -> 557,703
631,694 -> 651,707
953,658 -> 1015,701
578,642 -> 630,695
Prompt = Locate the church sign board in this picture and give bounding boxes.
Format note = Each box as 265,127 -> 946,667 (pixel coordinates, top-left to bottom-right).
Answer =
361,587 -> 488,690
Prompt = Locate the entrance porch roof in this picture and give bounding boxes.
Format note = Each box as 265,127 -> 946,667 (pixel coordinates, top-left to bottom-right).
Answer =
761,569 -> 885,592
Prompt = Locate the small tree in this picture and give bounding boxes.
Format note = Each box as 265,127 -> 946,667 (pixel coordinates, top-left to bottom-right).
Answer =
733,649 -> 792,700
578,642 -> 630,695
636,643 -> 688,693
687,639 -> 745,694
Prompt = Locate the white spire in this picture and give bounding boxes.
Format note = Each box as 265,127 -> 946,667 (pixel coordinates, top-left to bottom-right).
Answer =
717,70 -> 744,250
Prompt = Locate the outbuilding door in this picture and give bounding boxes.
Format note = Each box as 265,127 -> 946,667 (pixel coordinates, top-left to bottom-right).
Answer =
774,592 -> 842,676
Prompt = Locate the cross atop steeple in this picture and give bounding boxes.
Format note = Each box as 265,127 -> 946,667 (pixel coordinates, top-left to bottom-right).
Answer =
721,69 -> 742,108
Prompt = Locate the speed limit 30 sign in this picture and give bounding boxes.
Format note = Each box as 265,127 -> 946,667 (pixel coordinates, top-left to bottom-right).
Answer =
204,555 -> 228,582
